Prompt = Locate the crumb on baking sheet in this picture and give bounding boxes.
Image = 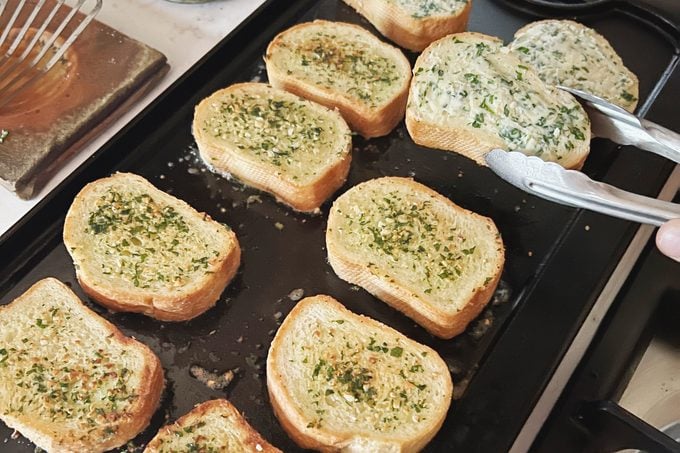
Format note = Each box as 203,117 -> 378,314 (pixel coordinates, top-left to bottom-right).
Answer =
274,221 -> 284,230
246,194 -> 263,206
288,288 -> 304,301
189,365 -> 235,390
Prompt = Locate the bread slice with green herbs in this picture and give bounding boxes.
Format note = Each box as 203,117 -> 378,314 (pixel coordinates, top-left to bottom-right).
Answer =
509,20 -> 639,112
267,295 -> 453,452
341,0 -> 472,51
265,20 -> 411,138
406,32 -> 591,169
326,177 -> 504,339
144,399 -> 281,453
0,278 -> 164,452
63,172 -> 240,322
193,83 -> 352,213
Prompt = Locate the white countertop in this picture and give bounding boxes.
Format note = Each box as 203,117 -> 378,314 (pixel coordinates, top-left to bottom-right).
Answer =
0,0 -> 266,236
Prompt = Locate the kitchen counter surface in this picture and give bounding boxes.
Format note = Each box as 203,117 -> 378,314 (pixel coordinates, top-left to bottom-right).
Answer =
0,0 -> 266,236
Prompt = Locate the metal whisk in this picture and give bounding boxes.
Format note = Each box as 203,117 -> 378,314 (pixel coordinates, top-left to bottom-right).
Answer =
0,0 -> 102,110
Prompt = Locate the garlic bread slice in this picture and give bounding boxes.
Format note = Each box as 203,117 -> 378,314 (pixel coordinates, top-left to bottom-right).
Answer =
509,20 -> 639,112
267,295 -> 452,452
0,278 -> 164,452
342,0 -> 472,51
145,399 -> 281,453
63,173 -> 240,321
406,32 -> 591,169
326,177 -> 504,339
193,83 -> 352,213
265,20 -> 411,138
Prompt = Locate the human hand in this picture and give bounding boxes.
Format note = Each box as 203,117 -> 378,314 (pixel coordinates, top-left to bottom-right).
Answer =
656,219 -> 680,262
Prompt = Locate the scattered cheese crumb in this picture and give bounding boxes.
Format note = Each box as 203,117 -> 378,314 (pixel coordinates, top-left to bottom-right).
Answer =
274,222 -> 284,230
246,195 -> 263,206
288,288 -> 305,301
189,365 -> 235,390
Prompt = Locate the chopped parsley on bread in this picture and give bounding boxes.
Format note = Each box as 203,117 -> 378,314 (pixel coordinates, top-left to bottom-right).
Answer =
326,177 -> 504,339
509,19 -> 639,112
0,278 -> 164,452
406,32 -> 591,169
265,20 -> 411,138
267,295 -> 453,452
193,83 -> 352,213
145,399 -> 281,453
342,0 -> 472,51
63,173 -> 241,322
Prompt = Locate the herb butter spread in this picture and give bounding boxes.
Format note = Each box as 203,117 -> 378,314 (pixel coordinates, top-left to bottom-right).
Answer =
409,34 -> 590,164
268,22 -> 408,107
81,183 -> 224,291
152,420 -> 217,452
510,20 -> 639,112
279,304 -> 447,433
329,179 -> 501,310
197,85 -> 350,184
390,0 -> 469,19
146,399 -> 278,453
151,417 -> 243,452
0,300 -> 140,441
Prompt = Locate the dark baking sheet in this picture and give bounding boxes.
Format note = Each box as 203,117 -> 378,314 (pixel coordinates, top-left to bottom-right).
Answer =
0,0 -> 678,451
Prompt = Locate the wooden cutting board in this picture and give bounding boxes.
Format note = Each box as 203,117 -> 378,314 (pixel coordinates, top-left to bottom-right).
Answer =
0,0 -> 168,199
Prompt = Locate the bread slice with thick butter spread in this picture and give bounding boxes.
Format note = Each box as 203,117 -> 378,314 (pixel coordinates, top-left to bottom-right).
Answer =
326,177 -> 504,339
144,399 -> 281,453
342,0 -> 472,51
406,32 -> 591,169
193,83 -> 352,213
265,20 -> 411,138
63,172 -> 240,322
267,295 -> 453,452
0,278 -> 164,452
509,19 -> 639,112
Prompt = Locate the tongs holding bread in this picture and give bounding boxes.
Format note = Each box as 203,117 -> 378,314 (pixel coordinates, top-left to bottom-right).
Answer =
508,19 -> 639,113
406,32 -> 591,169
485,87 -> 680,227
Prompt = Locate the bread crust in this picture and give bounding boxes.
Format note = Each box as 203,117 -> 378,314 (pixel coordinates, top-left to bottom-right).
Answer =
342,0 -> 472,51
326,177 -> 505,339
192,83 -> 352,213
265,20 -> 411,138
63,173 -> 241,322
145,399 -> 281,452
406,32 -> 590,170
0,278 -> 164,452
266,295 -> 453,452
512,19 -> 639,113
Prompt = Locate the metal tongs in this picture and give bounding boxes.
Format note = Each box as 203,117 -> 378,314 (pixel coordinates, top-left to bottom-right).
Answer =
485,87 -> 680,226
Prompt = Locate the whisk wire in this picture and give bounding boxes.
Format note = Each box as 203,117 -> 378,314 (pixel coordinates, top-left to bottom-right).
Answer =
0,0 -> 101,110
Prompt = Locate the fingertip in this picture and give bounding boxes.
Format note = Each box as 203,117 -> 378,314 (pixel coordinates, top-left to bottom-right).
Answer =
656,218 -> 680,262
